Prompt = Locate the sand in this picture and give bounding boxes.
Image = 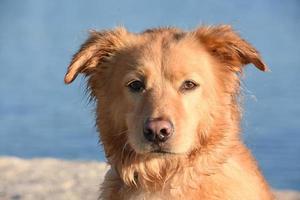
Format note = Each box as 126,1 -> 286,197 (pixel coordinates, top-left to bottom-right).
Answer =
0,157 -> 299,200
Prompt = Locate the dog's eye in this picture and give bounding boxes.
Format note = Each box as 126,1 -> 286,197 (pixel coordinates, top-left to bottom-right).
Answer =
127,80 -> 145,93
180,80 -> 199,91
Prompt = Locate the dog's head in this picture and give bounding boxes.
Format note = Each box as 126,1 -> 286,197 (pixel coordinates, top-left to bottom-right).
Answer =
65,25 -> 267,186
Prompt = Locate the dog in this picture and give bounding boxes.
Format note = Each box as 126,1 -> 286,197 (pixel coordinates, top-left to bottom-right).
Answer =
64,25 -> 274,199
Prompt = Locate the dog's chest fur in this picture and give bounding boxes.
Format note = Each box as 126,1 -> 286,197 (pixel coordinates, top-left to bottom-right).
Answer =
102,152 -> 274,200
122,179 -> 200,200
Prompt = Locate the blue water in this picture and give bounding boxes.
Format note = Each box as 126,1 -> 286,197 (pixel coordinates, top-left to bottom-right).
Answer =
0,0 -> 299,190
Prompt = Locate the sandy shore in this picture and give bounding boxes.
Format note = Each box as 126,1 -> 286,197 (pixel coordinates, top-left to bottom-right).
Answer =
0,157 -> 299,200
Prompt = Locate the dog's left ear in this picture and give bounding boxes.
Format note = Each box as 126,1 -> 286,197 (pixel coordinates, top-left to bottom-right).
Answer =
196,25 -> 268,72
64,27 -> 128,84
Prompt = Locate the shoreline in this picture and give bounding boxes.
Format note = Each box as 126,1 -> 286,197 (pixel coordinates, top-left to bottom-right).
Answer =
0,156 -> 299,200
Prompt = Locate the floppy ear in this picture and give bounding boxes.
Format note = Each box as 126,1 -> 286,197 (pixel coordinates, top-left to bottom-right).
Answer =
196,25 -> 268,72
64,27 -> 128,84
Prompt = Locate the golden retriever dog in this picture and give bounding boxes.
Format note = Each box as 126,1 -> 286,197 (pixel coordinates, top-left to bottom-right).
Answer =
64,25 -> 274,199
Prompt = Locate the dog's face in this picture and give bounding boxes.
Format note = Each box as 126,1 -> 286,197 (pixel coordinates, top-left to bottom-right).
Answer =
119,36 -> 217,155
65,26 -> 267,158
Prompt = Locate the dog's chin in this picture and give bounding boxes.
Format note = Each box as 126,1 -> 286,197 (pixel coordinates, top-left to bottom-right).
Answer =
129,140 -> 189,156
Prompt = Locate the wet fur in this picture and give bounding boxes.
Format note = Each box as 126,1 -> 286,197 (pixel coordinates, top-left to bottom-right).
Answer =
65,25 -> 274,199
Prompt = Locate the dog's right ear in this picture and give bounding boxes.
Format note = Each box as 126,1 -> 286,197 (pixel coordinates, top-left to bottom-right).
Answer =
64,27 -> 128,84
195,25 -> 268,72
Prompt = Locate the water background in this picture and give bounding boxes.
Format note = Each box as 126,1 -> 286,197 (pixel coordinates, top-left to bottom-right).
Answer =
0,0 -> 299,190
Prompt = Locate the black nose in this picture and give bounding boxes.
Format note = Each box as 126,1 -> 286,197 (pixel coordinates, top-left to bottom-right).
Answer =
143,118 -> 174,143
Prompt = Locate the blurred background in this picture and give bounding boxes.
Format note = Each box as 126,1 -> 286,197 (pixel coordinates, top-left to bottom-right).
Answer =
0,0 -> 299,191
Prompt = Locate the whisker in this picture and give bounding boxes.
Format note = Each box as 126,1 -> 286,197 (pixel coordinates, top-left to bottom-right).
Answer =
121,141 -> 129,163
113,129 -> 128,137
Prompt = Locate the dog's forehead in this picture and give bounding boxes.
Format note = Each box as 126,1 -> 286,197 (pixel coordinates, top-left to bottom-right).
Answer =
129,33 -> 212,79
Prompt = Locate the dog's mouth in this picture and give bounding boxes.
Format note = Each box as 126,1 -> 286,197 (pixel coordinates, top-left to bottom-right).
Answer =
151,149 -> 173,154
140,142 -> 180,155
149,146 -> 176,155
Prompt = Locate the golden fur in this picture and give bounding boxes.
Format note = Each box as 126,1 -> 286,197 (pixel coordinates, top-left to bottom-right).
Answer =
65,25 -> 274,199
